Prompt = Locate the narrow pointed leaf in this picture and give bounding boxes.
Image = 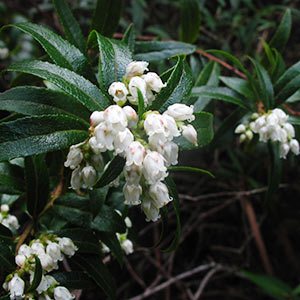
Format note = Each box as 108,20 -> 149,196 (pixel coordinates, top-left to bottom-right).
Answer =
0,162 -> 24,192
91,0 -> 123,38
53,0 -> 87,55
275,61 -> 300,93
275,74 -> 300,106
26,256 -> 42,292
0,115 -> 88,162
89,186 -> 109,217
7,60 -> 110,111
137,88 -> 145,120
122,24 -> 135,53
168,166 -> 214,178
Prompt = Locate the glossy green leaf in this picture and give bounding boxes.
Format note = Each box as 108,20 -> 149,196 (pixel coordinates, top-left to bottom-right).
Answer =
89,186 -> 109,217
57,228 -> 101,255
26,256 -> 42,292
269,9 -> 292,54
275,61 -> 300,93
25,155 -> 49,220
271,50 -> 286,83
7,60 -> 110,111
0,224 -> 13,240
191,86 -> 249,110
88,31 -> 132,92
0,162 -> 24,193
179,0 -> 201,43
76,255 -> 116,300
53,0 -> 87,55
134,41 -> 196,62
137,88 -> 145,120
0,115 -> 88,162
150,56 -> 194,112
168,166 -> 214,178
91,0 -> 123,38
4,23 -> 95,83
0,87 -> 90,123
0,239 -> 15,273
122,24 -> 135,53
91,205 -> 126,233
98,232 -> 123,266
174,111 -> 213,150
275,74 -> 300,106
94,156 -> 126,188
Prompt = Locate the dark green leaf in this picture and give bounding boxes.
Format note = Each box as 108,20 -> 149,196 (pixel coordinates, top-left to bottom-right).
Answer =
150,56 -> 194,112
272,50 -> 286,83
134,41 -> 196,62
122,24 -> 135,53
94,156 -> 125,188
191,86 -> 249,110
175,111 -> 214,150
0,224 -> 13,240
0,295 -> 10,300
137,88 -> 145,120
53,0 -> 87,55
287,115 -> 300,125
91,0 -> 123,38
0,239 -> 15,272
4,23 -> 95,83
26,256 -> 42,292
179,0 -> 201,43
275,61 -> 300,93
0,162 -> 24,192
0,87 -> 90,123
89,186 -> 109,217
0,115 -> 88,162
91,205 -> 126,233
292,284 -> 300,296
275,74 -> 300,106
57,228 -> 101,255
7,60 -> 110,111
269,9 -> 292,54
168,166 -> 214,178
25,155 -> 49,220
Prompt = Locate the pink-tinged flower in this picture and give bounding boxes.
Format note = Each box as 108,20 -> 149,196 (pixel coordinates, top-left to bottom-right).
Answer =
104,105 -> 128,132
125,141 -> 146,167
149,182 -> 172,209
94,122 -> 115,151
142,72 -> 166,93
143,151 -> 168,184
165,103 -> 195,122
114,128 -> 134,156
182,125 -> 198,146
128,76 -> 147,105
125,61 -> 149,78
90,111 -> 104,126
108,82 -> 129,106
157,141 -> 178,166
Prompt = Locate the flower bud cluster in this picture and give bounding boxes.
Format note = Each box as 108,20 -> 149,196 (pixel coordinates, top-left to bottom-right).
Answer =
0,204 -> 19,232
235,109 -> 300,158
3,234 -> 77,300
108,61 -> 166,107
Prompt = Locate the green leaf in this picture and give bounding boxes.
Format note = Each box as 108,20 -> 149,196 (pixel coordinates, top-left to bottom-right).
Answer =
88,31 -> 132,92
26,256 -> 42,292
191,86 -> 249,110
134,41 -> 196,62
7,60 -> 110,111
53,0 -> 87,56
25,155 -> 49,220
91,205 -> 126,233
0,87 -> 90,123
0,224 -> 13,240
94,156 -> 126,188
76,255 -> 116,300
168,166 -> 214,178
275,61 -> 300,93
57,228 -> 101,255
89,186 -> 109,217
179,0 -> 201,44
122,24 -> 135,53
91,0 -> 123,38
175,111 -> 214,150
4,23 -> 95,83
249,58 -> 274,109
287,115 -> 300,126
275,74 -> 300,106
0,295 -> 10,300
137,88 -> 145,120
0,162 -> 24,193
241,270 -> 291,299
98,232 -> 123,266
0,115 -> 88,162
269,9 -> 292,54
0,239 -> 15,273
292,284 -> 300,296
150,56 -> 194,112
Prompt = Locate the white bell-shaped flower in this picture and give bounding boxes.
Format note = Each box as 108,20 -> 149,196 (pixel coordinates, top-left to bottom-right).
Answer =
31,242 -> 45,256
104,105 -> 128,132
280,143 -> 290,159
46,242 -> 64,262
114,128 -> 134,156
272,108 -> 289,123
120,238 -> 134,255
258,126 -> 269,142
143,151 -> 168,184
158,141 -> 178,166
234,124 -> 246,134
123,183 -> 142,205
1,204 -> 9,212
245,130 -> 254,141
182,124 -> 198,146
123,106 -> 138,121
162,114 -> 181,139
142,72 -> 166,93
3,214 -> 19,231
124,164 -> 142,185
146,88 -> 155,106
18,244 -> 33,258
90,153 -> 104,172
266,113 -> 279,128
36,275 -> 57,294
125,141 -> 146,167
94,122 -> 115,151
283,123 -> 295,138
125,61 -> 149,78
90,111 -> 104,126
141,198 -> 161,222
57,237 -> 78,257
108,82 -> 129,105
15,254 -> 26,268
82,165 -> 97,188
128,76 -> 147,105
70,167 -> 82,190
253,115 -> 266,133
54,286 -> 75,300
290,139 -> 300,155
165,103 -> 195,122
64,147 -> 83,170
88,136 -> 105,154
8,274 -> 25,299
39,253 -> 56,271
144,113 -> 166,137
149,182 -> 172,209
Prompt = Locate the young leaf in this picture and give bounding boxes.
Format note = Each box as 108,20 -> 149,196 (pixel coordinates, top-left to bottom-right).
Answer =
25,154 -> 49,220
122,24 -> 135,53
0,87 -> 90,124
0,162 -> 24,193
150,56 -> 194,112
179,0 -> 201,44
4,23 -> 96,83
134,41 -> 196,62
7,60 -> 110,111
88,31 -> 132,92
0,115 -> 88,162
26,256 -> 42,292
168,166 -> 214,178
53,0 -> 87,56
91,0 -> 123,38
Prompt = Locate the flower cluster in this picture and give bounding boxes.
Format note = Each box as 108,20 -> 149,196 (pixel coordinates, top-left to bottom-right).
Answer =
64,61 -> 198,222
235,108 -> 299,158
0,204 -> 19,232
3,234 -> 78,300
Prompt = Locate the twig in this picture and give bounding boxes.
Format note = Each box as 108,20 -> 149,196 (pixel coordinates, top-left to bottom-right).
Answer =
15,221 -> 34,254
128,263 -> 215,300
125,257 -> 147,288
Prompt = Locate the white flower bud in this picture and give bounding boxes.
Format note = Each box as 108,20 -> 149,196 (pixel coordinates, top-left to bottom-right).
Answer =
124,217 -> 132,228
90,111 -> 104,126
31,242 -> 45,256
143,151 -> 168,184
165,103 -> 195,122
108,82 -> 129,106
251,112 -> 259,119
39,253 -> 56,271
234,124 -> 246,134
128,76 -> 147,105
123,106 -> 138,121
1,204 -> 9,212
245,130 -> 253,141
239,133 -> 246,143
258,126 -> 269,142
64,147 -> 83,170
18,244 -> 33,258
125,141 -> 146,167
90,153 -> 104,172
88,136 -> 104,154
114,128 -> 134,155
104,105 -> 128,132
8,274 -> 25,299
120,238 -> 133,255
272,108 -> 288,123
123,183 -> 142,205
4,215 -> 19,231
54,286 -> 75,300
15,254 -> 26,268
36,275 -> 57,294
46,242 -> 64,262
70,167 -> 82,190
125,61 -> 149,78
141,198 -> 160,222
142,72 -> 166,93
253,115 -> 266,133
283,123 -> 295,138
57,237 -> 78,257
149,182 -> 172,209
280,143 -> 290,159
82,165 -> 97,188
0,47 -> 9,59
182,124 -> 198,146
290,139 -> 300,155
